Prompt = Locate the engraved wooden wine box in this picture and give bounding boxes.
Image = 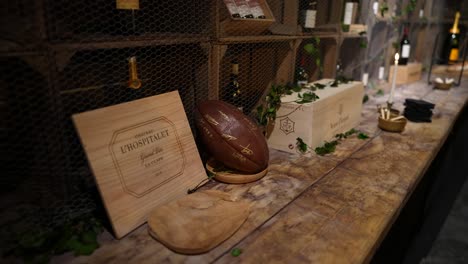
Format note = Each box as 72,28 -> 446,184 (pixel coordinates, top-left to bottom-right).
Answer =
389,63 -> 422,84
72,91 -> 206,238
266,79 -> 364,155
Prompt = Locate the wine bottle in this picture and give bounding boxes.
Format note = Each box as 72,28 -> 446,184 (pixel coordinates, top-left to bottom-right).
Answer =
419,0 -> 426,18
296,57 -> 309,87
128,56 -> 142,89
362,72 -> 369,86
246,0 -> 266,19
336,59 -> 344,77
235,0 -> 254,18
448,12 -> 461,64
301,0 -> 317,31
224,0 -> 241,18
342,0 -> 358,32
378,65 -> 385,80
399,27 -> 410,65
224,59 -> 242,110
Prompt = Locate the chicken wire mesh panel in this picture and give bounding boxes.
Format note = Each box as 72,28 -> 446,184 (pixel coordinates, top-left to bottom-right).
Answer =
45,0 -> 214,42
0,55 -> 62,198
0,54 -> 84,251
295,37 -> 327,83
219,41 -> 292,115
0,43 -> 210,248
340,38 -> 367,80
54,44 -> 209,196
297,0 -> 334,31
0,0 -> 45,52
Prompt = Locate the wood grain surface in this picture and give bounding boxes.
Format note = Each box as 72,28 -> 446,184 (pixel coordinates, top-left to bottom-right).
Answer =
60,80 -> 468,264
72,91 -> 206,239
148,190 -> 250,254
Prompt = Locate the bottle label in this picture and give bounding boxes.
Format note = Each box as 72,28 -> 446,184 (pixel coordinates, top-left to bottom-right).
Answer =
235,0 -> 252,18
246,0 -> 265,18
116,0 -> 139,10
343,2 -> 354,25
224,0 -> 240,16
449,48 -> 459,62
402,44 -> 410,58
304,10 -> 317,28
362,73 -> 369,86
232,64 -> 239,75
378,66 -> 385,80
373,2 -> 379,15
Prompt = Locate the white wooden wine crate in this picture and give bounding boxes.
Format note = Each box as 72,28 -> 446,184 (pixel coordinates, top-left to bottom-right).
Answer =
266,79 -> 364,155
220,0 -> 275,36
72,91 -> 206,238
389,63 -> 422,85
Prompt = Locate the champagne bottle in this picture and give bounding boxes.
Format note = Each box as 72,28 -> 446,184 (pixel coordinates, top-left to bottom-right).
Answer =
342,0 -> 359,32
296,57 -> 309,87
399,27 -> 411,65
224,59 -> 242,110
301,0 -> 317,31
448,12 -> 461,64
246,0 -> 266,19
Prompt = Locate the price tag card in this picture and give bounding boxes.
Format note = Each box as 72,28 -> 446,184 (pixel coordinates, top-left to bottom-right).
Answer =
73,91 -> 206,238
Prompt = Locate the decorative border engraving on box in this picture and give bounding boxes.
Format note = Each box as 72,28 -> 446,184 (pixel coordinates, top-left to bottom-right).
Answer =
280,117 -> 295,135
109,117 -> 186,198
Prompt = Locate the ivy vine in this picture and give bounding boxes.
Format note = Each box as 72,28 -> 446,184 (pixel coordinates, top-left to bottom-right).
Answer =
380,0 -> 389,17
4,215 -> 103,264
303,37 -> 323,79
256,76 -> 352,129
403,0 -> 417,16
296,128 -> 369,156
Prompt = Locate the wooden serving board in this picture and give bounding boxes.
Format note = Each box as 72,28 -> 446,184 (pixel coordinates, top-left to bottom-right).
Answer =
73,91 -> 206,238
206,159 -> 267,184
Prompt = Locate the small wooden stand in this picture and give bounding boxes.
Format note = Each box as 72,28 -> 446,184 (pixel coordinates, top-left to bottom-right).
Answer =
206,158 -> 267,184
388,63 -> 422,85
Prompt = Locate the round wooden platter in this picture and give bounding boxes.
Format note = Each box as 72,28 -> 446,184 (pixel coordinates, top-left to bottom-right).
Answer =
206,158 -> 267,184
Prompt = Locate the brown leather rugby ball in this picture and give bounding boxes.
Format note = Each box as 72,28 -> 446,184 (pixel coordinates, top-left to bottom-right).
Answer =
195,100 -> 269,174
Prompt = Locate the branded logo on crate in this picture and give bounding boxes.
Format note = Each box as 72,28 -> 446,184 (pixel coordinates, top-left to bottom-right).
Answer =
280,117 -> 295,135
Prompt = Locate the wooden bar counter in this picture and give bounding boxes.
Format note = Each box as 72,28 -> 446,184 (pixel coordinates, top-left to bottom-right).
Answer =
60,79 -> 468,264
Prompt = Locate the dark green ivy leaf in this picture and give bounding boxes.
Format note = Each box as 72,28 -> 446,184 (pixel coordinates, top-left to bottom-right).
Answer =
314,140 -> 339,156
231,248 -> 242,257
363,94 -> 369,103
292,85 -> 302,92
296,137 -> 308,153
295,92 -> 319,104
358,133 -> 369,139
313,83 -> 326,89
303,43 -> 317,55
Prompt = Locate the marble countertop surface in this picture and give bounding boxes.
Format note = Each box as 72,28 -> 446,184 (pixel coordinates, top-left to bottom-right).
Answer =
55,80 -> 468,264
